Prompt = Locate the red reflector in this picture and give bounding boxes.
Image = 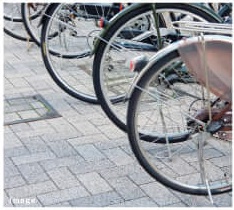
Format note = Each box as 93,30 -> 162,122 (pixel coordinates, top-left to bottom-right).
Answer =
130,60 -> 135,72
98,17 -> 104,28
129,55 -> 149,73
119,3 -> 123,11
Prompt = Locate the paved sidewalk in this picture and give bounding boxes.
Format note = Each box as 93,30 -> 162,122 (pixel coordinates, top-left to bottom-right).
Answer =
3,33 -> 232,207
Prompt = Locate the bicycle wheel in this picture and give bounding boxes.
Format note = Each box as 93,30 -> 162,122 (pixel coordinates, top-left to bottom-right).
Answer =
4,3 -> 32,41
21,3 -> 48,46
41,3 -> 122,103
127,36 -> 232,195
93,3 -> 222,131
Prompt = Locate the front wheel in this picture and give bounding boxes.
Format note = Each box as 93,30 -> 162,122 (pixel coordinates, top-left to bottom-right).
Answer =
93,3 -> 222,132
41,3 -> 102,103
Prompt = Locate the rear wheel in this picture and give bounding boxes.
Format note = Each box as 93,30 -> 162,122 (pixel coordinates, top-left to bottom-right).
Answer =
127,39 -> 232,195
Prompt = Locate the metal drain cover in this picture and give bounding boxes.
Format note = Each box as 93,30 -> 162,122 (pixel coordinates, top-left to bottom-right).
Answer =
4,94 -> 61,125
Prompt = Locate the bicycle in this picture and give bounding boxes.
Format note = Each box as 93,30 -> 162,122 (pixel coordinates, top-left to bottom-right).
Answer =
92,3 -> 224,132
40,3 -> 128,103
126,22 -> 232,201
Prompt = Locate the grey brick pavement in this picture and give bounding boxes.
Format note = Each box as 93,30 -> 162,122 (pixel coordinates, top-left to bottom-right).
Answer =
3,31 -> 232,208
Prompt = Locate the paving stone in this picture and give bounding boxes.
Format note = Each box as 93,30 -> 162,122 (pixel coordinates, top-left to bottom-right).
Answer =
47,167 -> 80,189
108,176 -> 145,200
94,137 -> 127,150
4,158 -> 20,177
28,120 -> 52,129
4,132 -> 23,149
11,151 -> 56,165
4,192 -> 14,207
4,175 -> 26,189
181,147 -> 223,163
102,147 -> 134,166
128,171 -> 155,185
69,159 -> 114,175
4,125 -> 12,133
213,193 -> 232,207
71,121 -> 100,135
74,144 -> 106,161
46,140 -> 78,158
97,124 -> 126,139
14,127 -> 56,139
37,186 -> 89,206
120,144 -> 136,157
4,146 -> 30,158
6,181 -> 57,199
8,77 -> 30,88
78,172 -> 112,194
109,197 -> 158,207
40,155 -> 84,171
209,155 -> 231,168
140,182 -> 181,206
68,133 -> 109,146
99,163 -> 143,180
166,202 -> 188,207
48,202 -> 71,207
42,132 -> 82,142
24,76 -> 52,90
21,136 -> 50,153
17,162 -> 49,184
163,156 -> 197,176
70,103 -> 99,115
65,111 -> 104,122
47,118 -> 78,134
90,117 -> 112,126
172,191 -> 214,207
70,191 -> 123,207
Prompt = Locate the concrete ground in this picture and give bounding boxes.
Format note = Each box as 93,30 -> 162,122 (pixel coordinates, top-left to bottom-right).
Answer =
3,31 -> 232,207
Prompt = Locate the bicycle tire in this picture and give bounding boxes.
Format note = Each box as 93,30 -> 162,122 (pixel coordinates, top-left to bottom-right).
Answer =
4,27 -> 32,42
4,3 -> 33,42
93,3 -> 222,132
4,3 -> 23,22
127,36 -> 232,195
21,3 -> 47,46
41,3 -> 119,103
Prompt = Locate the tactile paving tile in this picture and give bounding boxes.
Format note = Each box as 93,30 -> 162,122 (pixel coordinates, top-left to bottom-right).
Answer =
4,94 -> 61,125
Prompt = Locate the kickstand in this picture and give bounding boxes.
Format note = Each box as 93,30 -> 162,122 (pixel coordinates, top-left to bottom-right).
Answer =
198,132 -> 214,204
205,179 -> 214,204
27,37 -> 33,51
